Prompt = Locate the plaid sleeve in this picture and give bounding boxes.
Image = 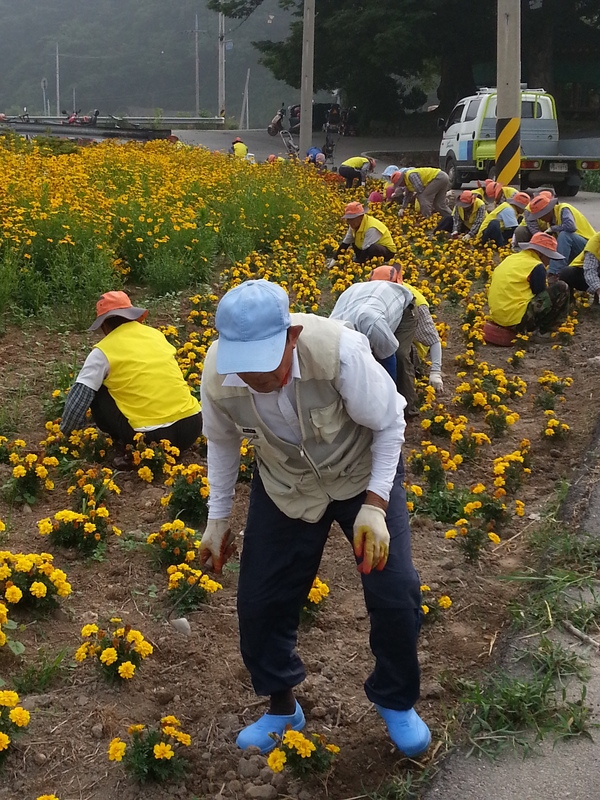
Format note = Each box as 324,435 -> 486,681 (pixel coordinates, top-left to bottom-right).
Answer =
60,382 -> 96,434
469,205 -> 486,236
452,207 -> 461,234
584,251 -> 600,295
414,305 -> 441,348
411,174 -> 425,194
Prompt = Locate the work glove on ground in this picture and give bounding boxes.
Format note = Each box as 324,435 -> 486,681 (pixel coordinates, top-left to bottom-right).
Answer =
326,257 -> 337,269
353,504 -> 390,575
429,370 -> 444,395
200,519 -> 236,574
462,233 -> 472,242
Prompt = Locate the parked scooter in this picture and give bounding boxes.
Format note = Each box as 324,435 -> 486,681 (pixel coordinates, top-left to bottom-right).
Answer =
267,103 -> 286,136
62,109 -> 100,126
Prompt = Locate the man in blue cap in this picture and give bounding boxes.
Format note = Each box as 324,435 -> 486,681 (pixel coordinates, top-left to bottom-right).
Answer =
199,279 -> 430,758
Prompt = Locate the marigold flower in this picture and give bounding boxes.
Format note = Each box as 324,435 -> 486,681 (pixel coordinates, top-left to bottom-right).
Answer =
153,742 -> 174,760
9,706 -> 30,727
29,581 -> 48,599
0,732 -> 10,751
100,647 -> 118,665
118,661 -> 136,679
108,737 -> 126,761
488,532 -> 501,545
5,585 -> 23,604
267,748 -> 287,772
438,595 -> 452,609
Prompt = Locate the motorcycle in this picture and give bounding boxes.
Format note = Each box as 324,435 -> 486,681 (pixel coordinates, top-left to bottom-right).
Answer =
267,102 -> 300,136
61,109 -> 100,126
267,103 -> 286,136
340,106 -> 358,136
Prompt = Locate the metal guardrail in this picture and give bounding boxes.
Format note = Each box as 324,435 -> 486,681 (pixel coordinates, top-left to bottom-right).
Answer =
24,116 -> 225,128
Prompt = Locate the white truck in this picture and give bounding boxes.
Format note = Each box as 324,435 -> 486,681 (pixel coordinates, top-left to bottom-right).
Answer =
438,87 -> 600,197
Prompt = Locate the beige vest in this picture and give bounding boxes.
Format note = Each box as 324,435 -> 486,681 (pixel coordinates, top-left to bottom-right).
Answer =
202,313 -> 373,522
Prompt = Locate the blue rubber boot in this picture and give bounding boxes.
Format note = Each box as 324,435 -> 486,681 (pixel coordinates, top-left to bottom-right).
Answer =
236,701 -> 305,754
374,705 -> 431,757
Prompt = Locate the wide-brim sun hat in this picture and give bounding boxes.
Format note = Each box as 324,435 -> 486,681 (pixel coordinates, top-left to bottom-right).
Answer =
215,279 -> 292,375
342,201 -> 366,219
519,232 -> 563,259
509,192 -> 531,210
527,195 -> 558,220
89,291 -> 148,331
369,264 -> 402,283
456,190 -> 474,208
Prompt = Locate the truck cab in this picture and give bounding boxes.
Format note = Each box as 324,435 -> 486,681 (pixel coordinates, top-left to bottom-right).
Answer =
439,87 -> 599,196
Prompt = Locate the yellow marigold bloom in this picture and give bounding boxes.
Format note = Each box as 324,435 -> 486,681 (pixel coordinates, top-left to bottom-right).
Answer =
100,647 -> 118,665
108,737 -> 127,761
170,729 -> 192,746
81,624 -> 98,637
9,706 -> 30,727
0,732 -> 10,751
326,743 -> 341,753
74,643 -> 89,662
515,500 -> 525,517
118,661 -> 136,679
421,604 -> 430,614
409,484 -> 423,497
5,585 -> 23,604
488,532 -> 501,545
420,584 -> 431,592
83,523 -> 96,534
12,465 -> 27,478
137,466 -> 154,483
153,742 -> 174,760
267,748 -> 287,772
438,595 -> 452,609
36,795 -> 60,800
445,529 -> 457,539
0,690 -> 19,707
128,724 -> 145,734
95,507 -> 109,518
0,603 -> 7,625
29,581 -> 48,599
161,715 -> 181,727
135,640 -> 154,659
471,484 -> 485,494
0,520 -> 5,532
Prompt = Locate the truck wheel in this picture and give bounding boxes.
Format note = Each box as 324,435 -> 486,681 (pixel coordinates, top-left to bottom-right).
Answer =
555,182 -> 578,197
446,157 -> 462,189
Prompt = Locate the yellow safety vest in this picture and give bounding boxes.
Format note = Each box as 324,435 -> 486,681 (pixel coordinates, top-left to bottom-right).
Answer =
341,156 -> 369,169
232,142 -> 248,158
571,231 -> 600,268
404,167 -> 440,192
403,282 -> 429,307
499,186 -> 518,201
488,250 -> 541,328
554,203 -> 596,240
479,201 -> 513,235
458,197 -> 486,228
95,322 -> 200,429
353,215 -> 396,253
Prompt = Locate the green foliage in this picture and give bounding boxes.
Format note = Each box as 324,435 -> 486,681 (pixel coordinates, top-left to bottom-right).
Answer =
518,636 -> 589,684
458,674 -> 591,757
12,648 -> 68,694
582,171 -> 600,193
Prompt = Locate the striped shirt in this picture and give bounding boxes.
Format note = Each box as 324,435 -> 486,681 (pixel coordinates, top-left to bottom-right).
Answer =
330,281 -> 414,359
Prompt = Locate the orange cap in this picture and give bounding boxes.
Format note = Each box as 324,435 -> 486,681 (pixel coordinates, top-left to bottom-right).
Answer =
391,170 -> 403,184
89,291 -> 148,331
342,201 -> 366,219
456,190 -> 474,207
485,181 -> 499,198
510,191 -> 531,210
527,194 -> 558,219
369,264 -> 403,283
519,232 -> 563,259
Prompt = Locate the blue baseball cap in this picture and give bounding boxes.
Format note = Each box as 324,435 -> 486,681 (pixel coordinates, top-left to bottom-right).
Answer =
215,279 -> 291,374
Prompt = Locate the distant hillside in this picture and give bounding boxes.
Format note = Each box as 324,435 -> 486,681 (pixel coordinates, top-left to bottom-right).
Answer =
0,0 -> 305,126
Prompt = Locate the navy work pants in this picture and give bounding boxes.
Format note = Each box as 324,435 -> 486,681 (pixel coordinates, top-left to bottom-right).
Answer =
237,458 -> 422,711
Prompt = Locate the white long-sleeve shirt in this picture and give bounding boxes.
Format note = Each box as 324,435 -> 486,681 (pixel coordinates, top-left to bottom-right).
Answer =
201,326 -> 406,519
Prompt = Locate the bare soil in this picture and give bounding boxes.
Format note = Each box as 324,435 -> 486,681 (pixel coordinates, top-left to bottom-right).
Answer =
1,301 -> 599,800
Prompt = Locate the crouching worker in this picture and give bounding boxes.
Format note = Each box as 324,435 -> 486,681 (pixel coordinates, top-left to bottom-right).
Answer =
332,202 -> 397,265
558,231 -> 600,303
370,265 -> 444,395
434,190 -> 485,240
487,233 -> 570,339
478,191 -> 530,247
199,279 -> 430,759
329,275 -> 418,415
60,292 -> 202,459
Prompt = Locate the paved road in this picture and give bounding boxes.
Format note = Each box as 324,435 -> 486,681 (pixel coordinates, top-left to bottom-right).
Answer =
175,128 -> 600,227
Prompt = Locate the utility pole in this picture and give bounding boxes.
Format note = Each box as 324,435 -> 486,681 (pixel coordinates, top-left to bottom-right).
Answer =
298,0 -> 315,157
239,68 -> 250,129
496,0 -> 521,186
41,78 -> 47,117
218,12 -> 226,117
195,13 -> 200,117
55,43 -> 60,116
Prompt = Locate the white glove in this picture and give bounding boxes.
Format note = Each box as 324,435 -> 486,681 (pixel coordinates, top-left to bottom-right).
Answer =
352,504 -> 390,575
326,257 -> 336,269
462,233 -> 472,242
397,209 -> 405,218
199,519 -> 236,575
429,371 -> 444,394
